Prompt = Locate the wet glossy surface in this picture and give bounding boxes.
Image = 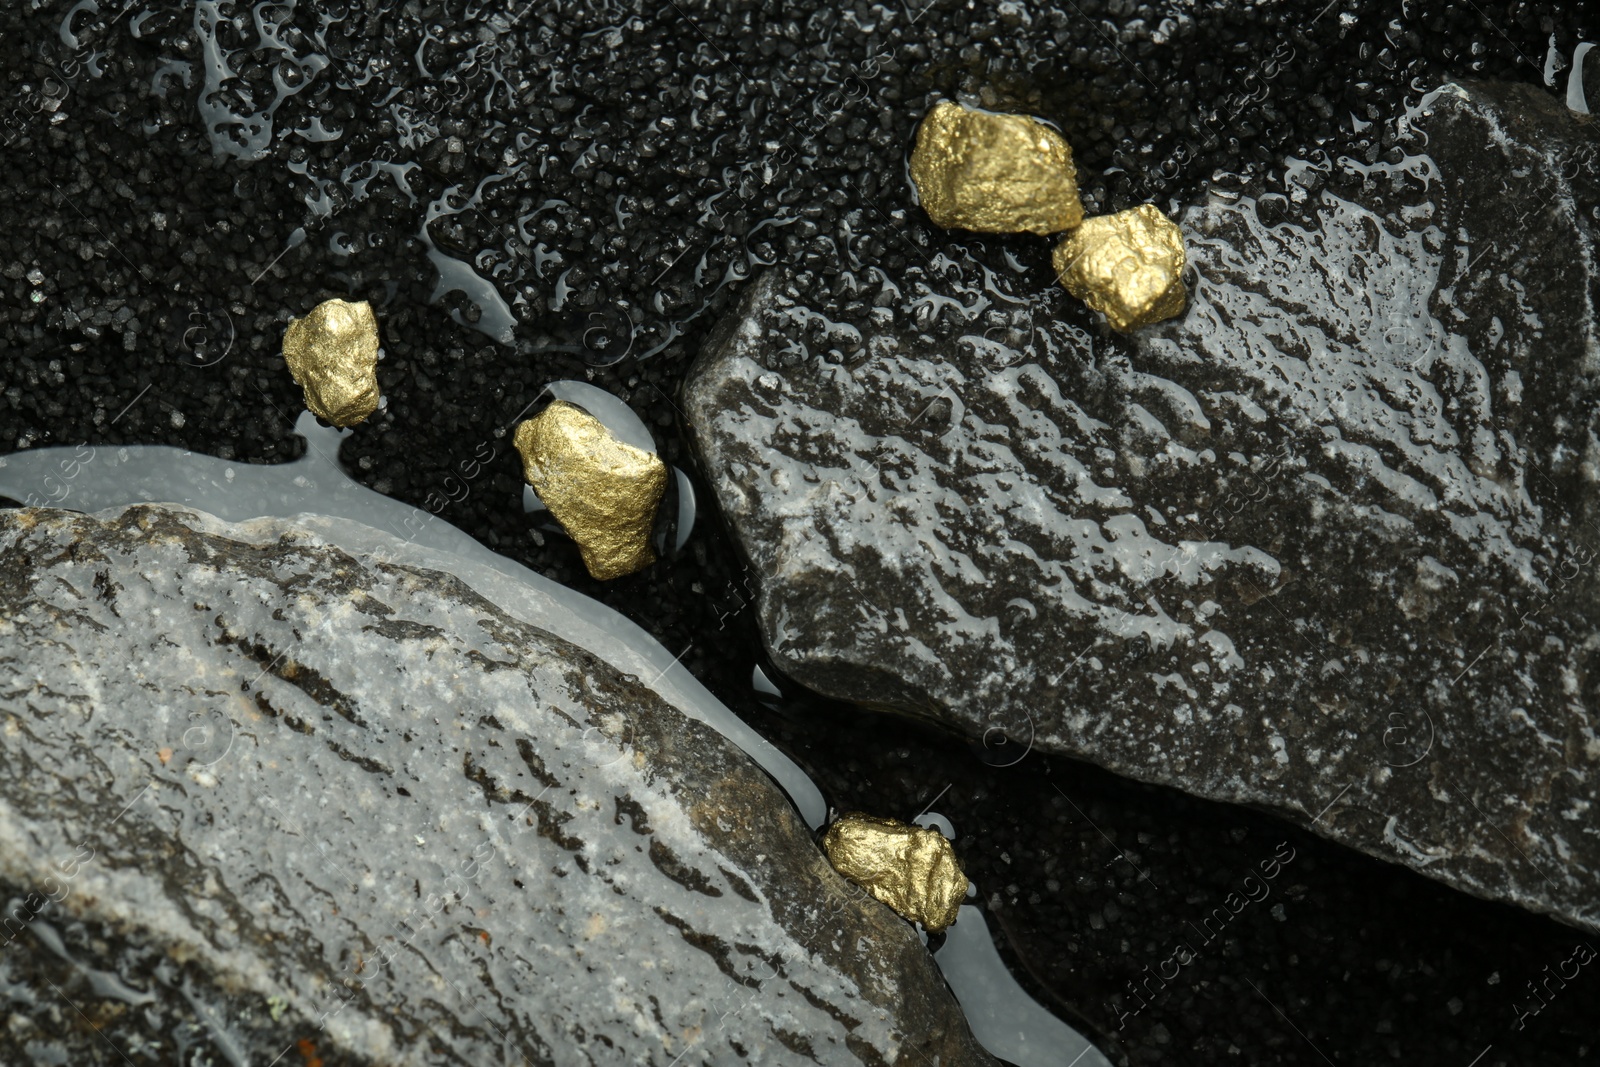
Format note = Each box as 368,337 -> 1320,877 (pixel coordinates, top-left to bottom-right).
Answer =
0,426 -> 1109,1064
684,80 -> 1600,934
0,502 -> 992,1065
0,411 -> 824,827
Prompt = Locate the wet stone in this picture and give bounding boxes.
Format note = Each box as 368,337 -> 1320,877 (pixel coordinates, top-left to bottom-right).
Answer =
683,81 -> 1600,935
0,504 -> 995,1067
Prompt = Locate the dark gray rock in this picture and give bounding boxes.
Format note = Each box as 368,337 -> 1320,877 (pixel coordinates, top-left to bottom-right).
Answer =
0,504 -> 995,1067
683,81 -> 1600,933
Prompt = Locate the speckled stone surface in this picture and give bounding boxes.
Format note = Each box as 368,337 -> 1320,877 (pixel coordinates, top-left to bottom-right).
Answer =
683,80 -> 1600,935
0,504 -> 995,1067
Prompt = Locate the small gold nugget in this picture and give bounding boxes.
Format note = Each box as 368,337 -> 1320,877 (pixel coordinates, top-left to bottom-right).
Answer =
909,100 -> 1084,236
513,400 -> 667,580
1053,204 -> 1188,331
822,812 -> 967,933
282,298 -> 381,426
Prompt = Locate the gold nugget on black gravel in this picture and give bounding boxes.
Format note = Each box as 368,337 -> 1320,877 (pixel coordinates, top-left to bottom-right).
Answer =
282,298 -> 382,427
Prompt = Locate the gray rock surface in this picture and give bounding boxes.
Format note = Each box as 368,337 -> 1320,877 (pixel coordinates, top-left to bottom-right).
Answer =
683,81 -> 1600,933
0,504 -> 995,1067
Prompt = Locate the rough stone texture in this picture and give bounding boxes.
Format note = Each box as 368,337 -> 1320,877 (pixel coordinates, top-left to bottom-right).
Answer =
6,1 -> 1600,1063
0,504 -> 995,1067
683,81 -> 1600,934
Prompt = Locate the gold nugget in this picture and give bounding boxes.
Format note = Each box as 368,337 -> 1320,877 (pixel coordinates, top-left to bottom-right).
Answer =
282,298 -> 381,426
513,400 -> 667,580
1053,204 -> 1187,331
822,812 -> 967,933
909,100 -> 1084,236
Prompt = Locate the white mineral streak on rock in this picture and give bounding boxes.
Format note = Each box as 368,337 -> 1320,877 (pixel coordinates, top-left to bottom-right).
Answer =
1,503 -> 993,1065
0,423 -> 1108,1065
0,411 -> 824,829
1383,816 -> 1450,866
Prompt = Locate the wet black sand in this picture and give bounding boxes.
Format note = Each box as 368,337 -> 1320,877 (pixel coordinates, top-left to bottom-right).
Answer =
3,0 -> 1598,1062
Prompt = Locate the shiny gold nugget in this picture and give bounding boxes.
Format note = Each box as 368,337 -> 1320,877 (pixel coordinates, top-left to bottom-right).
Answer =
282,298 -> 382,427
822,812 -> 967,933
909,100 -> 1084,236
513,400 -> 667,581
1053,204 -> 1188,331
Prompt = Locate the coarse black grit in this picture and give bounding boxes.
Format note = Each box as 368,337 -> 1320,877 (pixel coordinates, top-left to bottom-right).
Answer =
2,0 -> 1598,1064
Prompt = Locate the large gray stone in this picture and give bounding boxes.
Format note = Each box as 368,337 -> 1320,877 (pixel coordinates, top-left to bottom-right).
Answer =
0,504 -> 995,1067
683,81 -> 1600,933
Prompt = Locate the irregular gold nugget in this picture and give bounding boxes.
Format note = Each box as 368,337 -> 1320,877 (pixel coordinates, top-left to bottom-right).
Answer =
513,400 -> 667,581
1053,204 -> 1188,331
909,100 -> 1084,236
282,298 -> 382,427
822,812 -> 967,933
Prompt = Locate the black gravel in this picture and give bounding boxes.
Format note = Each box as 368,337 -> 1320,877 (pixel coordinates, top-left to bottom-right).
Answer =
2,0 -> 1598,1063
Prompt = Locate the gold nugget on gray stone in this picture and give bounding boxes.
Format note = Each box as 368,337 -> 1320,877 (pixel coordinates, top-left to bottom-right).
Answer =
282,298 -> 381,426
822,812 -> 967,932
909,100 -> 1084,236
